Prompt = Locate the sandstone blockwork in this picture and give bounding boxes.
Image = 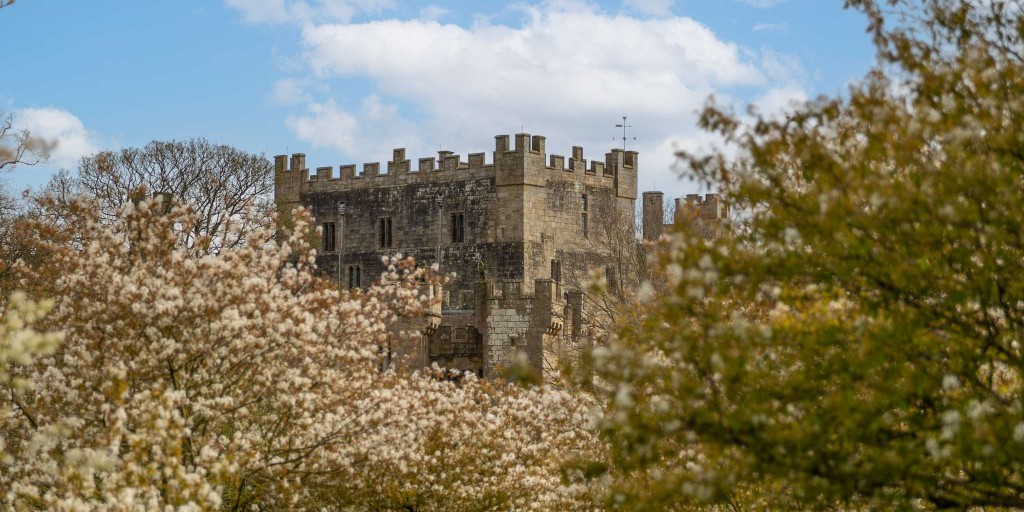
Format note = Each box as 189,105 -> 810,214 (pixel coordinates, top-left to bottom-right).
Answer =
274,133 -> 726,379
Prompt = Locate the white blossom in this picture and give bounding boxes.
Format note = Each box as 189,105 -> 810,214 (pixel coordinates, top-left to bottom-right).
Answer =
0,199 -> 603,510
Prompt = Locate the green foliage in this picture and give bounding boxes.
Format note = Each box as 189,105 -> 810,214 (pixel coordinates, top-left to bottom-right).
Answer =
597,0 -> 1024,509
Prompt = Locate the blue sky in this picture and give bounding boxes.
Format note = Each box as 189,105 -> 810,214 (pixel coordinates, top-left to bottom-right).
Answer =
1,0 -> 875,200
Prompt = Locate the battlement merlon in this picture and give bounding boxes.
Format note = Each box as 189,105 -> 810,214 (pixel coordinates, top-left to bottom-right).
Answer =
273,153 -> 305,211
676,193 -> 729,220
272,134 -> 639,195
477,278 -> 566,308
609,149 -> 639,200
388,148 -> 410,175
493,134 -> 545,155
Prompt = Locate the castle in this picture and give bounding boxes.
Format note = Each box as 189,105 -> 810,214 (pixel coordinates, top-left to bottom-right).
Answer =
274,133 -> 724,378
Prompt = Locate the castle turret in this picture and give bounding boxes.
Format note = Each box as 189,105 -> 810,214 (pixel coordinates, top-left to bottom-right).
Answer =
676,193 -> 729,238
494,133 -> 547,188
274,153 -> 306,217
642,191 -> 664,241
607,149 -> 638,201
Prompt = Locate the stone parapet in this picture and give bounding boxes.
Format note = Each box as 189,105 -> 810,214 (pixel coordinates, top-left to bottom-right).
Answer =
273,133 -> 637,197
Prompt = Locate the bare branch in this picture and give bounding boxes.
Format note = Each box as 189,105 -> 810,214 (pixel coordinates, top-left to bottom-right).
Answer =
0,110 -> 54,172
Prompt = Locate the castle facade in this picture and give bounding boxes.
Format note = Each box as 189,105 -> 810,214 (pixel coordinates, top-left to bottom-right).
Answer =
274,133 -> 640,378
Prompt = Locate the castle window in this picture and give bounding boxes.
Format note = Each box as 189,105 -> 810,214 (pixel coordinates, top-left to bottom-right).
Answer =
451,212 -> 465,243
347,265 -> 361,289
378,217 -> 392,248
322,222 -> 336,252
551,259 -> 561,284
581,194 -> 589,238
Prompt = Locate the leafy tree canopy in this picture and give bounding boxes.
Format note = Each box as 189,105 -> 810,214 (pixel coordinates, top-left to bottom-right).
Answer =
596,0 -> 1024,509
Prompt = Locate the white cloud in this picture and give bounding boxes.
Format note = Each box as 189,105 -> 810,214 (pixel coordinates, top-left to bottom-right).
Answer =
266,0 -> 809,200
757,47 -> 805,83
285,95 -> 421,158
750,85 -> 807,119
419,5 -> 449,22
299,1 -> 765,150
14,107 -> 101,170
739,0 -> 787,8
225,0 -> 313,24
269,78 -> 314,105
225,0 -> 394,25
285,99 -> 358,153
623,0 -> 675,17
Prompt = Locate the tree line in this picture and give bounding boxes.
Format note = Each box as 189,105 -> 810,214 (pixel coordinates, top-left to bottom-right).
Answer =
4,0 -> 1024,509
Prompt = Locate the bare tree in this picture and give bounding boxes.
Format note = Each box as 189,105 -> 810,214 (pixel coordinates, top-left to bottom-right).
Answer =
73,138 -> 274,252
576,206 -> 649,337
548,193 -> 730,382
0,110 -> 55,301
0,110 -> 52,172
539,205 -> 650,384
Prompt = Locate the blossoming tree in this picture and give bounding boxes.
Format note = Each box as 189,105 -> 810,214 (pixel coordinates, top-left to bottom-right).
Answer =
595,0 -> 1024,509
1,197 -> 602,510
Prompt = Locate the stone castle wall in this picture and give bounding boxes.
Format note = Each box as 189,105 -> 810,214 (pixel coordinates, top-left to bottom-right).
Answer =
274,133 -> 639,378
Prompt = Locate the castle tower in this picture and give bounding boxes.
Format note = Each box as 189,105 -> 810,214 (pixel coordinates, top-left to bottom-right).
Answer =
642,191 -> 664,241
676,193 -> 729,238
273,133 -> 640,380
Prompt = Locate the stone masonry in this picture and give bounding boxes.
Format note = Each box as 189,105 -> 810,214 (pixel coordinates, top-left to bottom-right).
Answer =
273,133 -> 731,378
274,133 -> 638,378
642,191 -> 729,241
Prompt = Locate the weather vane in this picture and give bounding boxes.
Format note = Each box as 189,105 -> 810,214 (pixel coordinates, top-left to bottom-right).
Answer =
614,116 -> 636,151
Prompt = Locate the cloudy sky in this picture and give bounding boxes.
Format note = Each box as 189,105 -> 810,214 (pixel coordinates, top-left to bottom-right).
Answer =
2,0 -> 874,200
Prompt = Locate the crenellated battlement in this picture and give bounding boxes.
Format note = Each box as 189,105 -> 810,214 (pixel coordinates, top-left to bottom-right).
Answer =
482,278 -> 562,304
667,193 -> 730,240
277,131 -> 642,380
476,277 -> 565,374
273,133 -> 638,195
677,193 -> 728,220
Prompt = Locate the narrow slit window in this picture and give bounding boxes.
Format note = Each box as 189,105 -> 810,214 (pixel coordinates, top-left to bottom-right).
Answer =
581,194 -> 589,238
347,265 -> 361,289
451,212 -> 465,243
322,222 -> 336,252
379,217 -> 392,248
551,259 -> 561,284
